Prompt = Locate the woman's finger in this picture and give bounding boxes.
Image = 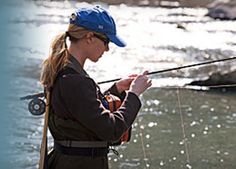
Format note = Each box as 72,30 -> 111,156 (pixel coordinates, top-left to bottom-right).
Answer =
147,79 -> 152,87
128,74 -> 138,78
142,70 -> 149,76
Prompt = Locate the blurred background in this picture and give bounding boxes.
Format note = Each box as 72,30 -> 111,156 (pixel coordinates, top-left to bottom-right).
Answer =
2,0 -> 236,168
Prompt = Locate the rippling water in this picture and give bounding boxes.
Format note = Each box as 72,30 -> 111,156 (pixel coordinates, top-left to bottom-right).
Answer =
6,0 -> 236,169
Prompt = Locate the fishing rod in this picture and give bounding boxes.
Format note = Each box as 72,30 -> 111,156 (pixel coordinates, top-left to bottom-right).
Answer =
20,56 -> 236,115
21,56 -> 236,100
97,56 -> 236,84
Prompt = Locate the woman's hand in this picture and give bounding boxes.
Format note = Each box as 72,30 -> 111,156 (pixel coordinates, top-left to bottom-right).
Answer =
129,71 -> 152,96
115,74 -> 137,93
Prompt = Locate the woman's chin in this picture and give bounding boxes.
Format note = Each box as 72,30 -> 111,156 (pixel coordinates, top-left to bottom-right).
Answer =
89,58 -> 100,63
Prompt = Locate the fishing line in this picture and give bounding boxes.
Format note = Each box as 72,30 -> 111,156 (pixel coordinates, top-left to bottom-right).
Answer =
136,119 -> 150,169
176,88 -> 191,167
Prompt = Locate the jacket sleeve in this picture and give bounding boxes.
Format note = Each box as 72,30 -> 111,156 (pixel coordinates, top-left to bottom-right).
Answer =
59,74 -> 141,141
105,83 -> 126,101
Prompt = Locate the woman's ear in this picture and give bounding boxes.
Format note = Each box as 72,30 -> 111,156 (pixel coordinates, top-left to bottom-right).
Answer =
85,32 -> 94,44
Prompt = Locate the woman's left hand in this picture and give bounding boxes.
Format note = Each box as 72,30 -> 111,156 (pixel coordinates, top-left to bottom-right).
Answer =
115,74 -> 137,93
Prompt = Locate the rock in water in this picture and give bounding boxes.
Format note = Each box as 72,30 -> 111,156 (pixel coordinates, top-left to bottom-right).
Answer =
206,0 -> 236,20
189,70 -> 236,86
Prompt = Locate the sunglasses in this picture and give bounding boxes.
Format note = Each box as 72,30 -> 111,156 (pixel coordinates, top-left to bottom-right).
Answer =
93,33 -> 110,46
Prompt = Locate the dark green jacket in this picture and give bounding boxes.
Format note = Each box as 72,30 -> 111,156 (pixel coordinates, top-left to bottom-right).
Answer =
48,55 -> 141,169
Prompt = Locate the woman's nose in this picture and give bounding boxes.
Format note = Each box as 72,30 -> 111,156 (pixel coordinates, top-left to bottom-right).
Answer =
105,44 -> 109,52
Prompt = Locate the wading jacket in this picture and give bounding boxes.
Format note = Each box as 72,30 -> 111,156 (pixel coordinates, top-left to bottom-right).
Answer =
48,55 -> 141,169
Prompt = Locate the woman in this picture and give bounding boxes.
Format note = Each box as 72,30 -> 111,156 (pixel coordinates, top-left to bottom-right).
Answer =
40,6 -> 152,169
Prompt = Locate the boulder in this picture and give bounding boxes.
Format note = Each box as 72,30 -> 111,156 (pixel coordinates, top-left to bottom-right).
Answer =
206,0 -> 236,20
189,70 -> 236,87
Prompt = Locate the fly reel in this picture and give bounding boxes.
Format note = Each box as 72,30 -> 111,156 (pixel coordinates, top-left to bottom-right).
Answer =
20,92 -> 46,116
28,98 -> 46,116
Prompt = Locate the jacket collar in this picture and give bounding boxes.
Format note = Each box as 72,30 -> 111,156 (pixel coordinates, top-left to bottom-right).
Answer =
67,55 -> 89,77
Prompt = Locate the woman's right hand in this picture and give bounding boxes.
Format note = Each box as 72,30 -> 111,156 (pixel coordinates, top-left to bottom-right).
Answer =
129,71 -> 152,96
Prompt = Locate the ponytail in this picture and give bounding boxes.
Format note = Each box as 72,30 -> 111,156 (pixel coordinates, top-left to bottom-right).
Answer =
40,32 -> 68,88
40,24 -> 90,88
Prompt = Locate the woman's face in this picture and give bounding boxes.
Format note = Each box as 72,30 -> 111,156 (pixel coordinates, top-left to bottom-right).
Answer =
86,33 -> 110,62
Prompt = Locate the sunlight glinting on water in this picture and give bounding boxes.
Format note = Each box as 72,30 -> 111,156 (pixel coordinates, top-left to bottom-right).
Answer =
7,1 -> 236,169
11,2 -> 236,87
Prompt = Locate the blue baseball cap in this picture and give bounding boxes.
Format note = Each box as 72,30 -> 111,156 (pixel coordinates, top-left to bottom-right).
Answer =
69,6 -> 126,47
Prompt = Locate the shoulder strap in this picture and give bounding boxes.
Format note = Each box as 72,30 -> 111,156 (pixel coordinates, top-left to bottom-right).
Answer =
38,90 -> 51,169
38,61 -> 87,168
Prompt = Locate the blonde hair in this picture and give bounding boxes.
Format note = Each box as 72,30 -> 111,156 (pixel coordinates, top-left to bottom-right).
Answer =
40,24 -> 90,88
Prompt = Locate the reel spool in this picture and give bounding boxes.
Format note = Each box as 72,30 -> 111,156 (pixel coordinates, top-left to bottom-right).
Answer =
28,98 -> 46,116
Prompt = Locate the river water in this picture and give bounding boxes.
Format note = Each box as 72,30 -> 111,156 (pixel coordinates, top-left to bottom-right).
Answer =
5,0 -> 236,169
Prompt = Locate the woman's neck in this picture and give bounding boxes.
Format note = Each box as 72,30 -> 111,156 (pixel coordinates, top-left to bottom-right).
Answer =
68,46 -> 86,68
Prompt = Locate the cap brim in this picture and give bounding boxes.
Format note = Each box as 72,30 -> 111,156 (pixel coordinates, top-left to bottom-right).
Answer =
107,34 -> 126,47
